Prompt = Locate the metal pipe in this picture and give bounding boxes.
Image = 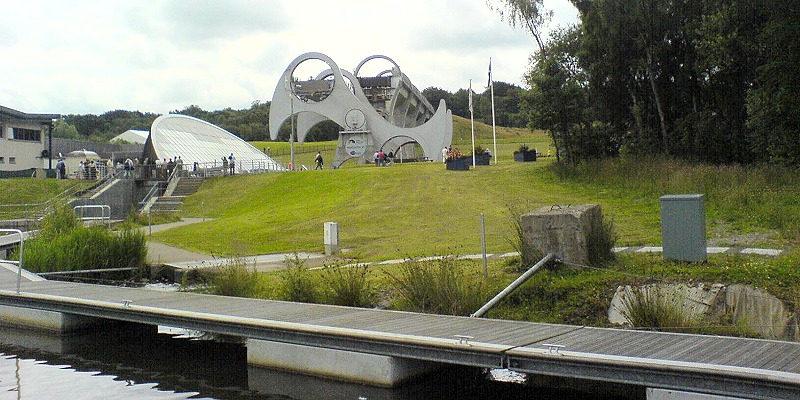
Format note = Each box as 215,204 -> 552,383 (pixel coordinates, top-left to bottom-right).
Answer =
480,213 -> 487,278
0,229 -> 25,294
470,253 -> 555,318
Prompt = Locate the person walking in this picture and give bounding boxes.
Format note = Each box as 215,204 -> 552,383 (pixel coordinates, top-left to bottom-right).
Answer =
314,152 -> 323,170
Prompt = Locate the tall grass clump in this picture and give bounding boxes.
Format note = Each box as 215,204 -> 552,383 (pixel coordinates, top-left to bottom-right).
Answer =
387,257 -> 487,316
17,206 -> 147,273
505,202 -> 541,271
550,156 -> 800,238
205,257 -> 265,298
280,253 -> 320,303
322,264 -> 377,308
618,285 -> 694,332
587,210 -> 618,266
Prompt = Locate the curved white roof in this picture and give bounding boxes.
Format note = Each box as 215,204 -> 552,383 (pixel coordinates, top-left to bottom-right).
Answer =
113,129 -> 149,144
148,114 -> 284,171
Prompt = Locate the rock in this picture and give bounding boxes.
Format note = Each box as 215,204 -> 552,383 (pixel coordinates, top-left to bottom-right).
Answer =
520,204 -> 602,266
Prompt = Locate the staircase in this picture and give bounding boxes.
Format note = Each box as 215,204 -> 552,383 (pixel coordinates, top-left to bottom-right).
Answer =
149,177 -> 204,212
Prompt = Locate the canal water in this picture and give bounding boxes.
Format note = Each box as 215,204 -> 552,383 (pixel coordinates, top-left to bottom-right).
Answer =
0,323 -> 638,400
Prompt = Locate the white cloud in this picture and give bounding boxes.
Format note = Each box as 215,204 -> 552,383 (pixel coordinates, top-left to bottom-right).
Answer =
0,0 -> 577,116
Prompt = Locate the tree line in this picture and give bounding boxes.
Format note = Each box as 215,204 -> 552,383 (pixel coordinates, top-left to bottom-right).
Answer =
506,0 -> 800,164
53,81 -> 529,143
54,102 -> 273,143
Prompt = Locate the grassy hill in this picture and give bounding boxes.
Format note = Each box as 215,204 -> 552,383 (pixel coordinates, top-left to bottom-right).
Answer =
158,155 -> 797,259
159,154 -> 799,328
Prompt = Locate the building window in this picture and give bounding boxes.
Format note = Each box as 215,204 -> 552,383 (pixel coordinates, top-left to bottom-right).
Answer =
0,157 -> 4,163
12,127 -> 41,142
9,157 -> 16,164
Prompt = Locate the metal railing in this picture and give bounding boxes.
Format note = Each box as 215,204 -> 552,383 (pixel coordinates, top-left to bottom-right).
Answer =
0,229 -> 24,294
134,159 -> 286,180
0,182 -> 88,223
73,205 -> 111,226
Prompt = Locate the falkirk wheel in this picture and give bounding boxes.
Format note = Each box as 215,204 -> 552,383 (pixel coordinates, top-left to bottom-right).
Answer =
269,52 -> 453,167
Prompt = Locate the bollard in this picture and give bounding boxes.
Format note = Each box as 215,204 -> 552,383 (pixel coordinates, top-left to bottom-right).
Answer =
324,222 -> 339,255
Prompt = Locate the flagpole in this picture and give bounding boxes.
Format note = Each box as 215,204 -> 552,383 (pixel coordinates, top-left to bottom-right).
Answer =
489,58 -> 497,165
469,79 -> 476,167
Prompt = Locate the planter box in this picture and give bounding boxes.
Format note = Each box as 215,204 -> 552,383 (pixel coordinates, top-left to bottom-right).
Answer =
474,154 -> 491,165
513,150 -> 537,162
445,158 -> 470,170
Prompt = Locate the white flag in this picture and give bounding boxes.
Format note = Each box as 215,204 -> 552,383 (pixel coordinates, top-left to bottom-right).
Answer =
468,79 -> 473,113
488,58 -> 492,88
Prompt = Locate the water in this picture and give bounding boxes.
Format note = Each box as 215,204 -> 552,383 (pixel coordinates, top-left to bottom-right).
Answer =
0,324 -> 637,400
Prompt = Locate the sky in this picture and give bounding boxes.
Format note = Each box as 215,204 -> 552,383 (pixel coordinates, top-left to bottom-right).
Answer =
0,0 -> 578,116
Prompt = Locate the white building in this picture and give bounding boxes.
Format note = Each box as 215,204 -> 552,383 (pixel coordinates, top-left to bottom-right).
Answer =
112,129 -> 149,144
0,105 -> 60,175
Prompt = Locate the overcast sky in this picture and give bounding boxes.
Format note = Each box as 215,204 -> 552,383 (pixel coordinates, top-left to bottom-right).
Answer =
0,1 -> 578,116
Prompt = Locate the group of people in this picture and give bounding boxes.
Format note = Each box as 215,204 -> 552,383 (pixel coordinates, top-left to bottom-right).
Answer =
54,158 -> 112,180
373,150 -> 393,166
222,153 -> 235,175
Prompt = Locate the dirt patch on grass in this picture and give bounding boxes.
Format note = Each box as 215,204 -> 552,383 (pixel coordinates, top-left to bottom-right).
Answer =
707,222 -> 782,248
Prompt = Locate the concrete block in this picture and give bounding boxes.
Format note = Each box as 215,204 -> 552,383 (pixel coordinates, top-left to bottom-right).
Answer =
647,388 -> 749,400
520,204 -> 602,266
247,339 -> 441,387
0,305 -> 104,333
324,222 -> 339,255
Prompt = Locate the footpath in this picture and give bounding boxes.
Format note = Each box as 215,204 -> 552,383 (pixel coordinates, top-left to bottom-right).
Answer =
144,219 -> 784,280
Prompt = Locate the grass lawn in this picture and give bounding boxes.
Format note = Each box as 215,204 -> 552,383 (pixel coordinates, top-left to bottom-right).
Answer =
160,158 -> 667,260
0,179 -> 91,219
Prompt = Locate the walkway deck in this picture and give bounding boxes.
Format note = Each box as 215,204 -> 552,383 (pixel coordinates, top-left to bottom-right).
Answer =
0,264 -> 797,399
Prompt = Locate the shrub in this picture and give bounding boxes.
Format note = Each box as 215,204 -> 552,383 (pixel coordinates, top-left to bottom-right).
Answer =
280,253 -> 320,303
387,257 -> 487,316
505,202 -> 541,271
206,257 -> 265,298
587,210 -> 618,267
322,264 -> 377,308
17,205 -> 147,273
618,285 -> 693,331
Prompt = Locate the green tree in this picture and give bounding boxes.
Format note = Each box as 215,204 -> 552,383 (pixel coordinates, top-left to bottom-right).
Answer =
52,119 -> 81,140
488,0 -> 552,56
746,5 -> 800,164
524,27 -> 614,163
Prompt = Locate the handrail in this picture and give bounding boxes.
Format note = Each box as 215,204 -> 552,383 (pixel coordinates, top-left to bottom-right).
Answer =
73,205 -> 111,226
0,182 -> 88,224
139,180 -> 163,206
0,229 -> 24,294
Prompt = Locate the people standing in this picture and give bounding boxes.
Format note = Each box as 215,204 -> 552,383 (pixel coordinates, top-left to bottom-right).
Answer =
166,158 -> 175,177
228,153 -> 235,175
123,158 -> 133,178
314,152 -> 323,170
175,156 -> 184,177
442,147 -> 449,163
55,159 -> 66,179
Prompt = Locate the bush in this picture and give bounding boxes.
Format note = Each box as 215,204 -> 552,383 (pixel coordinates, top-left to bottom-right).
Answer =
322,264 -> 377,308
387,257 -> 487,316
618,286 -> 693,331
280,253 -> 320,303
205,257 -> 265,298
587,210 -> 618,267
17,206 -> 147,273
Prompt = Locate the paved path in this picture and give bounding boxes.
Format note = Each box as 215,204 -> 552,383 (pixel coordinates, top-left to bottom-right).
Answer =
143,219 -> 784,275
